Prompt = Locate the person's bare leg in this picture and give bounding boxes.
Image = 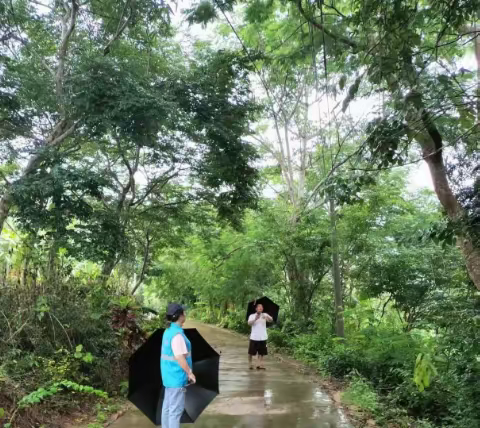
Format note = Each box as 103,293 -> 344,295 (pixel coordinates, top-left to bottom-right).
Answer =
248,354 -> 254,369
257,355 -> 264,369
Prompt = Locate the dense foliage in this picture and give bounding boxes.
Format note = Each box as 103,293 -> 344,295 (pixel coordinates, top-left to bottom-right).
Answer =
149,174 -> 479,427
1,0 -> 479,427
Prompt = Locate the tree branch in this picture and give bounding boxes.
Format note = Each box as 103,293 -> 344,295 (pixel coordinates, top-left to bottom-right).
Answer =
323,3 -> 347,19
103,152 -> 124,190
303,140 -> 367,211
215,246 -> 249,269
47,120 -> 78,147
0,171 -> 11,185
115,142 -> 140,212
380,295 -> 392,321
294,0 -> 358,49
5,33 -> 56,78
131,167 -> 178,207
103,0 -> 134,56
136,200 -> 187,215
22,120 -> 78,176
56,0 -> 79,116
132,231 -> 151,295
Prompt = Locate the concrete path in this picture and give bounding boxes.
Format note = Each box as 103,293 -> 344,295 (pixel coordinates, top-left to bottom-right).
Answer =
111,322 -> 352,428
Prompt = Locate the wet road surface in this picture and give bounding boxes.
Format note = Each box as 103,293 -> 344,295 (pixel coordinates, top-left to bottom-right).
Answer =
112,322 -> 352,428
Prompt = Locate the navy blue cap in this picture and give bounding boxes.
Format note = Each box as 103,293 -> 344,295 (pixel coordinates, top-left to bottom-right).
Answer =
166,303 -> 185,316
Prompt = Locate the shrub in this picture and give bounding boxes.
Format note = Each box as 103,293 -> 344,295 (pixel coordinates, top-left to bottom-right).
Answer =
267,329 -> 291,349
0,278 -> 144,427
342,373 -> 379,414
290,333 -> 328,365
322,344 -> 370,378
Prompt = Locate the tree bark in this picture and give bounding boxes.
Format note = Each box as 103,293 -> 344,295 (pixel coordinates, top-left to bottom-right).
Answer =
329,198 -> 345,338
422,147 -> 480,289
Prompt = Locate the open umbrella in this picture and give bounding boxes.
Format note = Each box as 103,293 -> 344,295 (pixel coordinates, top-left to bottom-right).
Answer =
128,328 -> 219,425
246,296 -> 280,323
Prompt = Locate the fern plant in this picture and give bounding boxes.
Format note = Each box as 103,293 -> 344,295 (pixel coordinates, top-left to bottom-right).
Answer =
19,380 -> 108,408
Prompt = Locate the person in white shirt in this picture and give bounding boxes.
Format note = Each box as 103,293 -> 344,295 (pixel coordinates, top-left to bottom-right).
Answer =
247,303 -> 273,370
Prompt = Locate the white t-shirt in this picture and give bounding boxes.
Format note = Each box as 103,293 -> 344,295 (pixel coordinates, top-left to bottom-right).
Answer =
248,313 -> 270,341
171,334 -> 188,356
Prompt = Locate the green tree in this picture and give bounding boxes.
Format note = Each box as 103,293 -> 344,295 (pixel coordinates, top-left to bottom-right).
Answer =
187,0 -> 480,291
1,2 -> 260,283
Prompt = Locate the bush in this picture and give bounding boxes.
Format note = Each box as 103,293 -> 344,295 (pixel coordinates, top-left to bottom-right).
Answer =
222,309 -> 250,334
322,344 -> 371,378
342,373 -> 379,414
0,279 -> 145,427
290,333 -> 328,366
267,329 -> 291,349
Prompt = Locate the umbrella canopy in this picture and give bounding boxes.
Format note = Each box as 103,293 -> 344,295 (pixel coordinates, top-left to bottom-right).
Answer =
246,296 -> 280,323
128,327 -> 219,425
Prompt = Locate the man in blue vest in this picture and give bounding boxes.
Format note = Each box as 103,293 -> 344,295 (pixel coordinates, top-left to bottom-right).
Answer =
161,303 -> 196,428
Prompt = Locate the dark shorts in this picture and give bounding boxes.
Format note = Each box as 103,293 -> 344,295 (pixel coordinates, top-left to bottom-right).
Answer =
248,340 -> 268,356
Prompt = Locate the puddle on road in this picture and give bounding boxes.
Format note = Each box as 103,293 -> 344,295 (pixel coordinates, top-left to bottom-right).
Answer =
109,322 -> 352,428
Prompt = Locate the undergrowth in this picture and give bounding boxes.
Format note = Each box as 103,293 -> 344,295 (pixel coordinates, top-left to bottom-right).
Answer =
0,279 -> 146,427
194,304 -> 480,428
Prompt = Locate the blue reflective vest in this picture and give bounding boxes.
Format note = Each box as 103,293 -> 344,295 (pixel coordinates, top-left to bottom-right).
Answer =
161,324 -> 192,388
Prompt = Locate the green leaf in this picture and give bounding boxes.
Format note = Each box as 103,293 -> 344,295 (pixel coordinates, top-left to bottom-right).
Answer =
83,353 -> 94,364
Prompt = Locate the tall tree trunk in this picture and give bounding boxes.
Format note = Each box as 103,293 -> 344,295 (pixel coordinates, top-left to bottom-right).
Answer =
473,16 -> 480,121
329,198 -> 345,338
131,232 -> 151,295
407,98 -> 480,290
102,257 -> 116,280
0,192 -> 12,234
475,26 -> 480,121
421,140 -> 480,289
285,254 -> 310,319
22,257 -> 30,288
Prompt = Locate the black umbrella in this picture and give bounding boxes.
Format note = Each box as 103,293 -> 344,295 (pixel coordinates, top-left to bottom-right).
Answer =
246,296 -> 280,323
128,328 -> 220,425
